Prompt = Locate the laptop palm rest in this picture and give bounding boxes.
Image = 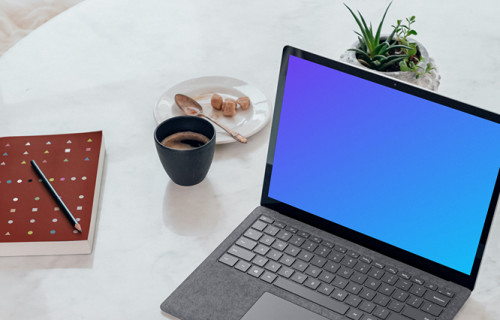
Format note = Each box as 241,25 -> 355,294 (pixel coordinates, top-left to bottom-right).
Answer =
241,292 -> 329,320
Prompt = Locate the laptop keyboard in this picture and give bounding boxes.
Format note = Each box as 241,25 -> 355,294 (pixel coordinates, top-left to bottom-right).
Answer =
218,215 -> 456,320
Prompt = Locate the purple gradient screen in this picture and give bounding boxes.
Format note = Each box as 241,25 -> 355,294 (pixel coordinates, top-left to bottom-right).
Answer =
268,55 -> 500,275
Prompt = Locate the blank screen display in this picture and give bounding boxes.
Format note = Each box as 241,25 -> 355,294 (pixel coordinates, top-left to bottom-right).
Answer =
268,55 -> 500,275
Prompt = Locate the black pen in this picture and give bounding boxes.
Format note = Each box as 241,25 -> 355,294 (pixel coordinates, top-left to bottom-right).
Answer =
30,160 -> 82,233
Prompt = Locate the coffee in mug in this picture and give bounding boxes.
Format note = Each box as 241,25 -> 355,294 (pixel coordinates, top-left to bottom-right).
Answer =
161,131 -> 210,150
154,116 -> 215,186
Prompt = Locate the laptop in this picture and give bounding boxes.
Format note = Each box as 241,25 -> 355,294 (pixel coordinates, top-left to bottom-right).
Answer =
160,46 -> 500,320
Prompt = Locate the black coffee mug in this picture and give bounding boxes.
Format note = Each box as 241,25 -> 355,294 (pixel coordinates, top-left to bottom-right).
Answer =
154,116 -> 216,186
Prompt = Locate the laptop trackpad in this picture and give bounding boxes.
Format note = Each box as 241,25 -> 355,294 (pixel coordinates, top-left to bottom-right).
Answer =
241,292 -> 329,320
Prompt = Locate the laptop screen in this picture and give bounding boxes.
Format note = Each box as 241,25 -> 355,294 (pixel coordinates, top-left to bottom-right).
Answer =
267,53 -> 500,276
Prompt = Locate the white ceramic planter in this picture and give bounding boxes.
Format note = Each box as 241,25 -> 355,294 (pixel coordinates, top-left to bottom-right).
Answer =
340,38 -> 441,91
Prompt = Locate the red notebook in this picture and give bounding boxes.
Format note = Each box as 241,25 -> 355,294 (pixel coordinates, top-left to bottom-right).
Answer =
0,131 -> 105,256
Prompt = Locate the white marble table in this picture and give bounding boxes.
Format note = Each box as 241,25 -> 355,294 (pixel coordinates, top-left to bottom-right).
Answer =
1,0 -> 499,319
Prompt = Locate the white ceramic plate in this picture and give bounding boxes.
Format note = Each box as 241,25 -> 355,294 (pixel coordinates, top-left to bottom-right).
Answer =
154,76 -> 271,144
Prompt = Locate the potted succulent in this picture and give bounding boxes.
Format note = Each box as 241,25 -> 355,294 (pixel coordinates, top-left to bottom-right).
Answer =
340,2 -> 440,91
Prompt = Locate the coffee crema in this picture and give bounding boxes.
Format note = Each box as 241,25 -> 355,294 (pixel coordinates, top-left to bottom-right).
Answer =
161,131 -> 210,150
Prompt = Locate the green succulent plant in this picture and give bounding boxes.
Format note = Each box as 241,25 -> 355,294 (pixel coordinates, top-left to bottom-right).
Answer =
344,2 -> 411,71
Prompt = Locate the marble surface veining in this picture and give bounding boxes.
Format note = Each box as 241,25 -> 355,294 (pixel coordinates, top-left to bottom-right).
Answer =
0,0 -> 499,319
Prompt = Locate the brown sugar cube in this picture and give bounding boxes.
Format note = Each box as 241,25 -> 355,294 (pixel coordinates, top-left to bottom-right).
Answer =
222,98 -> 237,117
236,96 -> 251,110
211,93 -> 223,110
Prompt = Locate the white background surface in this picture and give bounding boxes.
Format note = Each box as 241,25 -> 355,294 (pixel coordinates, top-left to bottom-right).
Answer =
0,0 -> 499,319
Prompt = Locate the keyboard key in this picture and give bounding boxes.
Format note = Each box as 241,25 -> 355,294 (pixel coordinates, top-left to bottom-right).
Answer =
273,220 -> 286,228
219,253 -> 238,266
402,305 -> 436,320
276,230 -> 293,242
272,239 -> 288,251
345,282 -> 363,295
398,271 -> 411,280
381,273 -> 398,285
259,215 -> 274,224
437,288 -> 455,298
395,279 -> 412,291
305,265 -> 322,278
334,245 -> 347,253
424,283 -> 438,291
274,278 -> 349,315
310,235 -> 322,243
346,308 -> 363,320
372,306 -> 390,319
291,272 -> 307,284
368,267 -> 385,280
347,250 -> 360,258
261,271 -> 277,283
388,299 -> 404,313
345,294 -> 362,307
297,250 -> 314,262
372,293 -> 390,307
392,289 -> 410,302
337,266 -> 354,279
328,252 -> 344,263
385,266 -> 398,274
351,272 -> 368,285
420,301 -> 443,317
259,234 -> 275,246
332,276 -> 349,289
354,262 -> 370,274
286,226 -> 298,233
266,249 -> 283,261
284,244 -> 301,256
253,243 -> 270,256
244,228 -> 263,241
423,291 -> 450,307
265,260 -> 282,273
360,287 -> 376,301
314,245 -> 331,258
322,240 -> 335,248
412,277 -> 425,286
359,300 -> 376,313
360,256 -> 372,264
310,255 -> 327,267
304,277 -> 321,290
302,240 -> 318,252
324,261 -> 341,273
264,225 -> 280,236
318,271 -> 335,283
378,283 -> 395,296
251,220 -> 267,232
297,230 -> 310,238
332,288 -> 348,301
290,235 -> 306,246
278,266 -> 294,278
252,255 -> 269,267
342,257 -> 358,268
373,262 -> 385,269
407,295 -> 424,308
292,259 -> 309,272
363,315 -> 382,320
236,236 -> 257,250
365,278 -> 381,290
409,284 -> 426,297
318,283 -> 334,295
279,254 -> 296,266
234,260 -> 251,272
228,245 -> 255,261
247,265 -> 264,278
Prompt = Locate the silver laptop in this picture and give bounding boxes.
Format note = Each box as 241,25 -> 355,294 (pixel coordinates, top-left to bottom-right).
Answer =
161,46 -> 500,320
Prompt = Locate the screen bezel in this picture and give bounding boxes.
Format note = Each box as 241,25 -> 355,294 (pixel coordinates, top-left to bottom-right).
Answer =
261,45 -> 500,290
